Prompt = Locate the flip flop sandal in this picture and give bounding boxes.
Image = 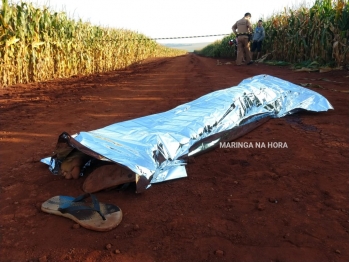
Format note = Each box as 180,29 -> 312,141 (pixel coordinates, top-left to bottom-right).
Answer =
41,193 -> 122,231
82,163 -> 137,194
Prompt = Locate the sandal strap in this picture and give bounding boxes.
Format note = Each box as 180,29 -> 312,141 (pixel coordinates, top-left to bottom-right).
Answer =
58,193 -> 106,220
72,193 -> 91,202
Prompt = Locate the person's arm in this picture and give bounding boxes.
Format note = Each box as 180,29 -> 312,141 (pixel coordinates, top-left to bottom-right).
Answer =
252,30 -> 256,42
232,22 -> 237,35
246,20 -> 252,33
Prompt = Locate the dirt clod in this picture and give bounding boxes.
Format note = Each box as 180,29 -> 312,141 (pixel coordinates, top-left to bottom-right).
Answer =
38,256 -> 47,262
215,250 -> 224,257
257,203 -> 266,211
268,198 -> 278,203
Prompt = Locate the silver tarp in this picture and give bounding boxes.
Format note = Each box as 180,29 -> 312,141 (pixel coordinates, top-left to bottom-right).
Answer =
41,74 -> 333,190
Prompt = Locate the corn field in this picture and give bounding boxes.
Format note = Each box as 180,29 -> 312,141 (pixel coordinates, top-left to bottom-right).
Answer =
196,0 -> 349,67
194,34 -> 236,58
0,1 -> 186,87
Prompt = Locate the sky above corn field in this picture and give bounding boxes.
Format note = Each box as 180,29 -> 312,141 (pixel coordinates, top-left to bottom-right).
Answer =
17,0 -> 315,43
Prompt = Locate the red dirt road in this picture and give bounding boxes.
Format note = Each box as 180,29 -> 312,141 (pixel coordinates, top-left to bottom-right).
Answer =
1,54 -> 349,262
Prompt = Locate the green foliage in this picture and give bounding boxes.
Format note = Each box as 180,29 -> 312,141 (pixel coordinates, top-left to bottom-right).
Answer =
0,1 -> 187,86
263,60 -> 290,66
194,34 -> 236,58
197,0 -> 349,67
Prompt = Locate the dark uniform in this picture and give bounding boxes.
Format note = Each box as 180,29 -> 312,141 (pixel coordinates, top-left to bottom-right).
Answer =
232,17 -> 252,65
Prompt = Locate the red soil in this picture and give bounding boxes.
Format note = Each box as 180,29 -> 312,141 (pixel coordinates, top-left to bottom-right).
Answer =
1,54 -> 348,262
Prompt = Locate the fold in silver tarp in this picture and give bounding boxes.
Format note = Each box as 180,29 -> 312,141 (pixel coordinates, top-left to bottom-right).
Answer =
41,74 -> 333,189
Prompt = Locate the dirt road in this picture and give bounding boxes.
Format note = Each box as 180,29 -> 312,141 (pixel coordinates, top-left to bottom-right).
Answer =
1,54 -> 348,262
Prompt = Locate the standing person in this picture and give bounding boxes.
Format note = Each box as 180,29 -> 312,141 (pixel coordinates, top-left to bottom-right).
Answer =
251,19 -> 265,60
232,12 -> 253,66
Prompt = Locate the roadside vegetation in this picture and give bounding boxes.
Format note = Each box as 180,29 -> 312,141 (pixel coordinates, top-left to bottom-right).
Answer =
195,0 -> 349,69
0,0 -> 186,87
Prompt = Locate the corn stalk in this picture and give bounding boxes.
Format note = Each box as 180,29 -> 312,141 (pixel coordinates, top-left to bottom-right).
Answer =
0,1 -> 186,87
194,34 -> 236,58
262,0 -> 348,66
198,0 -> 349,67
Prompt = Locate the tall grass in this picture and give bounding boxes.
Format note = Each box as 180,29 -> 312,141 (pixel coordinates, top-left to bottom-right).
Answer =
194,34 -> 236,58
0,1 -> 186,87
197,0 -> 349,67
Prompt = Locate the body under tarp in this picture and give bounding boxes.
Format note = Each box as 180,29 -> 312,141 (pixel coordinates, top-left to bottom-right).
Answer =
41,74 -> 333,190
